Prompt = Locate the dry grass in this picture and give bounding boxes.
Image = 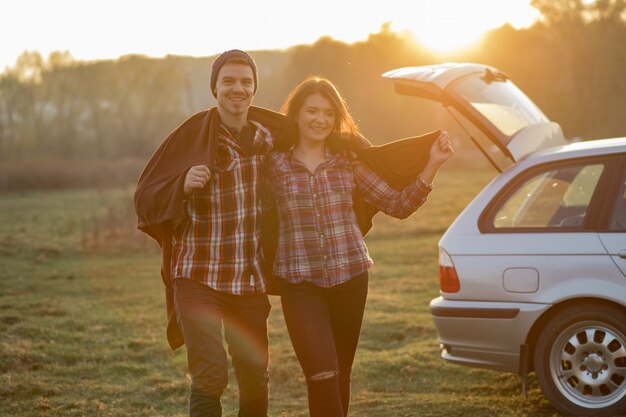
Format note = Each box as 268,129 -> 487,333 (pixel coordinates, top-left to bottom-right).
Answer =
0,157 -> 146,191
0,168 -> 573,416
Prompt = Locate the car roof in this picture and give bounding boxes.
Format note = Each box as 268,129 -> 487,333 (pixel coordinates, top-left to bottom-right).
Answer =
523,137 -> 626,165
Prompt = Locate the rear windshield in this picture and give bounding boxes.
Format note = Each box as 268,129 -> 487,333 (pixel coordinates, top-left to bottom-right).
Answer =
453,77 -> 548,141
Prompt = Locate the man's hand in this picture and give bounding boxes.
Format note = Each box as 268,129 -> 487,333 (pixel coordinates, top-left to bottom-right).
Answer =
184,165 -> 211,196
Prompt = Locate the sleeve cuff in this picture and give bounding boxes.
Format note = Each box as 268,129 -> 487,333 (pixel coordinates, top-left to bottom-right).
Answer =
416,177 -> 433,193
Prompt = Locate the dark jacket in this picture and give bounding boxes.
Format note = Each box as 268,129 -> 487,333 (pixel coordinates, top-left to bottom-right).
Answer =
134,106 -> 287,350
353,130 -> 440,234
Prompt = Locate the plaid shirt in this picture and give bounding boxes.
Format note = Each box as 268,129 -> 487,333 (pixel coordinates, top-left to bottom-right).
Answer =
267,149 -> 432,287
171,122 -> 273,294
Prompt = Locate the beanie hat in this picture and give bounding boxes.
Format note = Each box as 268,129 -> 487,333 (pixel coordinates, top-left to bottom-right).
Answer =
210,49 -> 258,97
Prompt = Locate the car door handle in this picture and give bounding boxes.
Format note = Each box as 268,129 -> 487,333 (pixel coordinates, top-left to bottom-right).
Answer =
619,250 -> 626,259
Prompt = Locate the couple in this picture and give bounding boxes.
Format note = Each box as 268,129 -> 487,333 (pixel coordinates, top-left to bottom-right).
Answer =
134,49 -> 453,417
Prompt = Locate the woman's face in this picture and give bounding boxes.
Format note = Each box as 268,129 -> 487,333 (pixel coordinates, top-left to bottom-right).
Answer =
295,93 -> 336,145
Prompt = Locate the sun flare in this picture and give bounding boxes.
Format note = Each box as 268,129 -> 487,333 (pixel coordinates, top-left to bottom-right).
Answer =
408,23 -> 486,53
391,0 -> 540,54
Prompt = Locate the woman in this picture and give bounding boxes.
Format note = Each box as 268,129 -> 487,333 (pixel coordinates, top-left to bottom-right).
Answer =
266,77 -> 453,417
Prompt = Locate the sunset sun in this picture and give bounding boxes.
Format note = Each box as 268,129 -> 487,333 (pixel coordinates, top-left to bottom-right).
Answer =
391,0 -> 540,54
408,22 -> 486,53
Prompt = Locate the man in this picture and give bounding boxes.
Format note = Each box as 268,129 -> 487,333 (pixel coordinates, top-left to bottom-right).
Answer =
134,50 -> 282,417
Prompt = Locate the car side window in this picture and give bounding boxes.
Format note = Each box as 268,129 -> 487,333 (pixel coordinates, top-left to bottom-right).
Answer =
609,168 -> 626,231
493,163 -> 604,229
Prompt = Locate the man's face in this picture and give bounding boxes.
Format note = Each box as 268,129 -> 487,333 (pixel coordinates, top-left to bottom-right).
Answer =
214,62 -> 255,118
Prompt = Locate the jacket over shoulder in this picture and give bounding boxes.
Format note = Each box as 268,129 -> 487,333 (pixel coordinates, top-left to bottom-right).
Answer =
133,105 -> 286,350
353,130 -> 441,235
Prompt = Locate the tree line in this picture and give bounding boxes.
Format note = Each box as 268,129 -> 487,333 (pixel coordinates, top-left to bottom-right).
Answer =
0,0 -> 624,189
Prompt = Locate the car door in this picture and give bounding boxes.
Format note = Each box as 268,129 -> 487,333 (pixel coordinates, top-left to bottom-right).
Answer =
450,155 -> 626,305
598,158 -> 626,277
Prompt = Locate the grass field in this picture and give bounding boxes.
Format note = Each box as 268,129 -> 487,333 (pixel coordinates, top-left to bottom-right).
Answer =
0,169 -> 565,416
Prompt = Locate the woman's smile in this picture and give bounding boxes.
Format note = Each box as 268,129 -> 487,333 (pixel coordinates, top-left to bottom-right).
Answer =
297,93 -> 336,144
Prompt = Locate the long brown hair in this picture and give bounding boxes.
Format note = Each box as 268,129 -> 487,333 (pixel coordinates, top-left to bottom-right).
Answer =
279,77 -> 360,149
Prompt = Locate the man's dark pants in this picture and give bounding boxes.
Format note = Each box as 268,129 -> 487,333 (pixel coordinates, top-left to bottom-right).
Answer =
174,278 -> 271,417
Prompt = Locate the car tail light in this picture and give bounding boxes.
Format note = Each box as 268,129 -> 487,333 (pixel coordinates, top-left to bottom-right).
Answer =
439,248 -> 460,293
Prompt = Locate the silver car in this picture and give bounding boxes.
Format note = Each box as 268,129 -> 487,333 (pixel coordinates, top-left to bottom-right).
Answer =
384,63 -> 626,416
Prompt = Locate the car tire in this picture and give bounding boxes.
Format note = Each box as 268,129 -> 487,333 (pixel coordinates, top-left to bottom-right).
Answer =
534,303 -> 626,416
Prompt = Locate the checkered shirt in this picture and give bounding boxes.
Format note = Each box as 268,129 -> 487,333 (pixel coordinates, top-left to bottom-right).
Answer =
267,149 -> 432,287
171,122 -> 273,294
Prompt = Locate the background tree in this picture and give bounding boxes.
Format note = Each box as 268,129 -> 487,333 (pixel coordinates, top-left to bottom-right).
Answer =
0,1 -> 624,189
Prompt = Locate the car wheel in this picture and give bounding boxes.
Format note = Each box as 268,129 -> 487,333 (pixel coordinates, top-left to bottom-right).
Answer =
534,303 -> 626,416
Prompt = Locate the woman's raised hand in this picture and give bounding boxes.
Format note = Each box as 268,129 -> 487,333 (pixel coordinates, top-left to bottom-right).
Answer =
419,131 -> 454,186
428,131 -> 454,167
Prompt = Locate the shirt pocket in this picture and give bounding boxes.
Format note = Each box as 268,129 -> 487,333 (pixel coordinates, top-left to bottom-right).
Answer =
215,145 -> 241,173
210,152 -> 243,195
216,156 -> 240,172
326,168 -> 353,194
274,172 -> 300,198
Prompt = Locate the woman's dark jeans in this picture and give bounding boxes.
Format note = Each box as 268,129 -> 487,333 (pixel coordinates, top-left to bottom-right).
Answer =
174,278 -> 271,417
280,272 -> 368,417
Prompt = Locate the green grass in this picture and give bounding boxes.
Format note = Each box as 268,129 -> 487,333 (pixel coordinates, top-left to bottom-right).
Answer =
0,169 -> 566,416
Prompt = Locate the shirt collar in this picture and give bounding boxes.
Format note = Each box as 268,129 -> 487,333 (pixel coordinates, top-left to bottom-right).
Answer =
286,145 -> 336,162
218,121 -> 273,155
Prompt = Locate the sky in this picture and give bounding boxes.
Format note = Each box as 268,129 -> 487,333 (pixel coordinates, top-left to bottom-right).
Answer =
2,0 -> 541,71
